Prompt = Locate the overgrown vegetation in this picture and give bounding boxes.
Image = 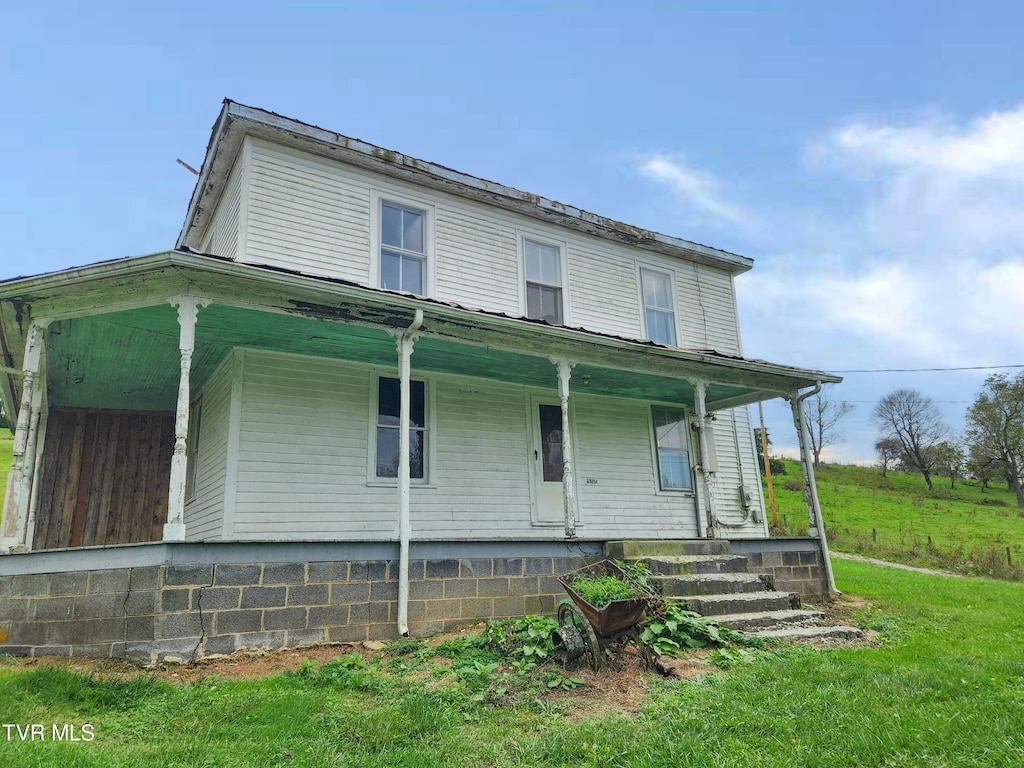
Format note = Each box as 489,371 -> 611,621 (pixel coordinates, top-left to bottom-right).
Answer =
4,559 -> 1024,765
769,459 -> 1024,579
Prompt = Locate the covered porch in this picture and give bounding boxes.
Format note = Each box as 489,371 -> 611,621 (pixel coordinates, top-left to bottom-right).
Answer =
0,251 -> 838,563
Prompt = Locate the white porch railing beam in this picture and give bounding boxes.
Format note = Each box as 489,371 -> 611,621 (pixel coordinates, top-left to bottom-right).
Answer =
164,296 -> 209,542
551,358 -> 578,538
1,320 -> 49,552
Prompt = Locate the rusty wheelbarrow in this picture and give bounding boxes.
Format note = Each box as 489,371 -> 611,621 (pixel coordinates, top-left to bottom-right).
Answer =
551,559 -> 659,671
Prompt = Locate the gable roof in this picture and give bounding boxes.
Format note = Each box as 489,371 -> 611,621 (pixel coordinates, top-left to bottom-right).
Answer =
177,100 -> 754,275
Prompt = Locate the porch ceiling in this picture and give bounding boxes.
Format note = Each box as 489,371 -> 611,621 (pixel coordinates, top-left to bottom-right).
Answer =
3,252 -> 840,416
46,303 -> 764,412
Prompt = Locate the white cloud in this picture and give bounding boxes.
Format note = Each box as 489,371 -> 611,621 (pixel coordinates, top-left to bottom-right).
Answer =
637,154 -> 750,228
813,107 -> 1024,255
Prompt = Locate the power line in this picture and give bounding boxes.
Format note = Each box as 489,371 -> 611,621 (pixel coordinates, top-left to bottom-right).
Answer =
829,364 -> 1024,373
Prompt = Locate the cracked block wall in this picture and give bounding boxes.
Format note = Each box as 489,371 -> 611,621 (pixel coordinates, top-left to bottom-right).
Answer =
0,556 -> 592,663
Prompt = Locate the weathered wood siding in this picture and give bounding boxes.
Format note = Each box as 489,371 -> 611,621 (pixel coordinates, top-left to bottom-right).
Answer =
227,139 -> 741,354
224,350 -> 735,541
202,142 -> 246,260
34,408 -> 172,549
183,354 -> 236,541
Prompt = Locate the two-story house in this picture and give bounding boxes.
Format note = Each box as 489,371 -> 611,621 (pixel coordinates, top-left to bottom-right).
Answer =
0,102 -> 839,663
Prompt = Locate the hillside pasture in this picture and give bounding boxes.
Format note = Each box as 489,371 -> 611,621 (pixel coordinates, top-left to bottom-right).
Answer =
769,460 -> 1023,579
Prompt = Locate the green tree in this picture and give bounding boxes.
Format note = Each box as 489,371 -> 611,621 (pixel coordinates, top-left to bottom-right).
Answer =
929,439 -> 965,489
965,373 -> 1024,509
873,388 -> 947,490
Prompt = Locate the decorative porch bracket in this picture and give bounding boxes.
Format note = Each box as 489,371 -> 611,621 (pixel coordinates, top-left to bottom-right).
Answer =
550,358 -> 578,538
689,378 -> 716,539
1,319 -> 50,552
390,310 -> 424,637
788,383 -> 840,596
164,296 -> 211,542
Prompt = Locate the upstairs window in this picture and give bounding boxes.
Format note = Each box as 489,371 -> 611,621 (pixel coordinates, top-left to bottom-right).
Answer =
375,376 -> 427,480
380,201 -> 426,295
652,406 -> 693,491
524,238 -> 564,325
641,268 -> 677,346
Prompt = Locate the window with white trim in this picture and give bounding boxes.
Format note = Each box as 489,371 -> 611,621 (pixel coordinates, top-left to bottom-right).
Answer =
380,201 -> 427,295
375,376 -> 427,480
652,406 -> 693,491
523,238 -> 564,325
641,268 -> 677,346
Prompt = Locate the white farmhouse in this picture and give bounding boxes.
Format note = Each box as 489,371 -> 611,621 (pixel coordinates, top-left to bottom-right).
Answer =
0,102 -> 839,662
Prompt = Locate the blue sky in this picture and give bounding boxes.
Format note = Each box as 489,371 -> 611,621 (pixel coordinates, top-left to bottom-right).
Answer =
2,1 -> 1022,462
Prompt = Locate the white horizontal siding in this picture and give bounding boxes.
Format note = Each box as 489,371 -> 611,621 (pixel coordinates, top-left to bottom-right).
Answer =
202,149 -> 244,260
184,358 -> 232,540
573,396 -> 698,538
234,138 -> 741,354
246,141 -> 371,282
227,349 -> 766,541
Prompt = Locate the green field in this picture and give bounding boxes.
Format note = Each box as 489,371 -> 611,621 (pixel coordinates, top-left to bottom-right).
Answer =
769,460 -> 1023,579
2,559 -> 1023,767
0,436 -> 11,523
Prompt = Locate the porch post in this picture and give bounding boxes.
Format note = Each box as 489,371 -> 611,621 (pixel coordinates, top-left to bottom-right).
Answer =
1,320 -> 49,552
164,296 -> 208,542
552,358 -> 578,538
691,379 -> 716,538
789,385 -> 840,596
393,310 -> 423,637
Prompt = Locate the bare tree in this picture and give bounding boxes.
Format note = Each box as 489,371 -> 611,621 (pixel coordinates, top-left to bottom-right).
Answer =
875,437 -> 903,477
965,373 -> 1024,508
873,388 -> 947,490
806,388 -> 854,467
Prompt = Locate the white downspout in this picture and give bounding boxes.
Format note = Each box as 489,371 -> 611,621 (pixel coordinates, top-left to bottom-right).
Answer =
791,382 -> 840,596
691,379 -> 715,538
396,309 -> 424,637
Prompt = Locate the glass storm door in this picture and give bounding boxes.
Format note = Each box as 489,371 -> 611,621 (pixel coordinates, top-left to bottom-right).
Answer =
533,403 -> 564,524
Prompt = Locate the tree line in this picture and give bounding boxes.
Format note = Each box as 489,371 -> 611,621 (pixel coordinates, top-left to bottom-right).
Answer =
872,374 -> 1024,508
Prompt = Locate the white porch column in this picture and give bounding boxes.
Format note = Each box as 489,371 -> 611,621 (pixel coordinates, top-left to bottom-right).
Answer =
552,358 -> 578,538
1,320 -> 49,552
790,385 -> 840,596
690,378 -> 716,539
393,310 -> 423,637
164,296 -> 208,542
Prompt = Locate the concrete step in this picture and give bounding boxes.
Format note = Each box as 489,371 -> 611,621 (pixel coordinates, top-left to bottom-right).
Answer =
713,608 -> 827,632
752,624 -> 864,642
606,539 -> 731,560
641,555 -> 752,576
654,572 -> 769,597
680,590 -> 801,617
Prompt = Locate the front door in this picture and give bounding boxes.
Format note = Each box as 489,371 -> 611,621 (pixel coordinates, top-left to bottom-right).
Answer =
533,402 -> 564,524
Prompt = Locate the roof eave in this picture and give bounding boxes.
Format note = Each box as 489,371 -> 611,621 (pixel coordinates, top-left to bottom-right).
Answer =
178,101 -> 754,274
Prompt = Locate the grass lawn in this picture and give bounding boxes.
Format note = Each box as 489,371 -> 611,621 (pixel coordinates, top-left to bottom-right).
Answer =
3,559 -> 1024,767
769,460 -> 1024,579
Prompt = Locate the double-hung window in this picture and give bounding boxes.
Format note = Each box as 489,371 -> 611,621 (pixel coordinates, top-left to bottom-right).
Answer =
375,376 -> 427,480
640,268 -> 677,346
524,238 -> 564,325
380,201 -> 426,295
652,406 -> 693,491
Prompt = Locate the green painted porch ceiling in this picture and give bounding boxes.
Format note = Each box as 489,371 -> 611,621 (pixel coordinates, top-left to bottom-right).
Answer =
46,304 -> 748,412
